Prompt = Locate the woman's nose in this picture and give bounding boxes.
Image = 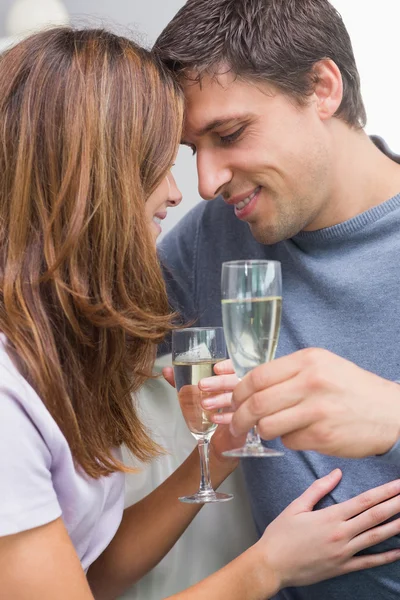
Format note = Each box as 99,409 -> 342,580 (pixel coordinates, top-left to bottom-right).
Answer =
166,172 -> 183,207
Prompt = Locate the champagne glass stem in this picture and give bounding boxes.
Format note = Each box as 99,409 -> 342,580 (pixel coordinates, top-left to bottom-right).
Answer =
198,438 -> 213,494
246,426 -> 262,446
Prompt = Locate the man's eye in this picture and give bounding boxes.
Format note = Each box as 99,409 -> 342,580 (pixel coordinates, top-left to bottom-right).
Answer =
219,125 -> 246,145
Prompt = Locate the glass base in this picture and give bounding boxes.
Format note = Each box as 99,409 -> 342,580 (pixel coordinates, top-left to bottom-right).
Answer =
179,491 -> 233,504
222,444 -> 284,458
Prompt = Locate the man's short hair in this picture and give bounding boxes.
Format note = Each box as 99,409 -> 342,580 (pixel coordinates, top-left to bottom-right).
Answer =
154,0 -> 366,128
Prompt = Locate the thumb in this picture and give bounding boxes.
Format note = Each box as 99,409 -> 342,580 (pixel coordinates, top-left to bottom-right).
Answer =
287,469 -> 342,514
162,367 -> 176,388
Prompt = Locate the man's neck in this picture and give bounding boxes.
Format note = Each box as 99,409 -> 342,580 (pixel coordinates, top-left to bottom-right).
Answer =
306,125 -> 400,231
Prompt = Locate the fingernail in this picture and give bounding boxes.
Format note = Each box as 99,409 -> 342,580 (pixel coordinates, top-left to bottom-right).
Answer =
213,414 -> 225,423
201,399 -> 214,408
199,378 -> 215,391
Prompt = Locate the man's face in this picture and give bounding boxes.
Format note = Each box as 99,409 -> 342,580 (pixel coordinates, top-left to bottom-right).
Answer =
182,71 -> 333,244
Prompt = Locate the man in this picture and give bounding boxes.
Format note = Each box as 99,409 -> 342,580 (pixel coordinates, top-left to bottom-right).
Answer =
154,1 -> 400,598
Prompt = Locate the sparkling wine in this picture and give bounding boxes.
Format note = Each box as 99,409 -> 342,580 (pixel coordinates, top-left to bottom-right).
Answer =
173,359 -> 224,439
221,296 -> 282,379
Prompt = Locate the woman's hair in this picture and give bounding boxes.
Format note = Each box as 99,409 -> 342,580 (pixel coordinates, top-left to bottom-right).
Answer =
0,28 -> 183,478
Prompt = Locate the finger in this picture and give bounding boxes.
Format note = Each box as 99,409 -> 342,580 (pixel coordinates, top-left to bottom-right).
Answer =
345,488 -> 400,538
286,469 -> 342,514
349,515 -> 400,555
260,400 -> 326,441
337,479 -> 400,521
229,373 -> 311,438
211,411 -> 233,425
199,373 -> 239,392
233,374 -> 306,415
341,548 -> 400,575
162,367 -> 175,388
201,392 -> 233,410
232,353 -> 302,408
231,400 -> 313,439
213,359 -> 236,375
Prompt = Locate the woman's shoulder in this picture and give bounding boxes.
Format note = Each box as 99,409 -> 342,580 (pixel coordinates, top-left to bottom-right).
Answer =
0,334 -> 65,453
0,334 -> 65,536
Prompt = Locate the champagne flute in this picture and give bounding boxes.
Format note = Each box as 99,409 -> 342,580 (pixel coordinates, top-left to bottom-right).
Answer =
221,260 -> 283,458
172,327 -> 233,503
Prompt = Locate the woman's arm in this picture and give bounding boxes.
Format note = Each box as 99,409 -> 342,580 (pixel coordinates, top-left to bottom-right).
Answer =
88,468 -> 400,599
3,469 -> 400,600
87,440 -> 236,598
87,367 -> 242,598
169,470 -> 400,600
0,519 -> 94,600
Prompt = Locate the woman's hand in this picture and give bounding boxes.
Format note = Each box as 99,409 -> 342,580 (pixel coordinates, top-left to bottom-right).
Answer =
256,469 -> 400,591
162,361 -> 243,467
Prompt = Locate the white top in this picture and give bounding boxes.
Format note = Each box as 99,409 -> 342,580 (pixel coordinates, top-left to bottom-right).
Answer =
0,334 -> 125,571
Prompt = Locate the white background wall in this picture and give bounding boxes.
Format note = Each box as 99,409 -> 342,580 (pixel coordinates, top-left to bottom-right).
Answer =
1,0 -> 399,240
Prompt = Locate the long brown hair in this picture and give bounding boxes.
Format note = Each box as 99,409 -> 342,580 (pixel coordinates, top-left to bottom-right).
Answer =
0,28 -> 183,478
154,0 -> 366,128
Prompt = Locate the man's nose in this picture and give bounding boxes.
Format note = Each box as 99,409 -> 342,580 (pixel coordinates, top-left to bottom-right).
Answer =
196,151 -> 233,200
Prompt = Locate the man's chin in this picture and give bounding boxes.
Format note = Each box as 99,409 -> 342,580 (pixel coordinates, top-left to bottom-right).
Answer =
248,222 -> 292,246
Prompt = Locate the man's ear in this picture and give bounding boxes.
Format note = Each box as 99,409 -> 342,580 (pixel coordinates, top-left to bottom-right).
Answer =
310,59 -> 344,120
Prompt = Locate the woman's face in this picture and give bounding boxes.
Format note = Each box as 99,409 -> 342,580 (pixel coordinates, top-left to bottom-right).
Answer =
145,172 -> 182,243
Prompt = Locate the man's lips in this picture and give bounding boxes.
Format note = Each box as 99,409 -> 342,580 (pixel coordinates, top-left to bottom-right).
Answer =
224,187 -> 261,206
234,187 -> 262,220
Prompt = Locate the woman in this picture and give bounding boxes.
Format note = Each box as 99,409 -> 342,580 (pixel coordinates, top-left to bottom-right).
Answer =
0,27 -> 399,600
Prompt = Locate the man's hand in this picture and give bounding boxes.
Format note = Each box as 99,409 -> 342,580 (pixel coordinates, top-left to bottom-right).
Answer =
228,348 -> 400,458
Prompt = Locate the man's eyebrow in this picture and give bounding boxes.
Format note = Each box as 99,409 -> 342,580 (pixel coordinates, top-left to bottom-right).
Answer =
182,115 -> 251,144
